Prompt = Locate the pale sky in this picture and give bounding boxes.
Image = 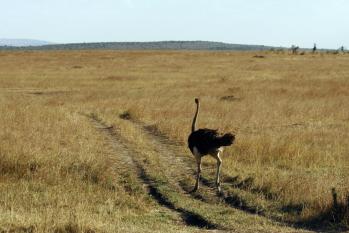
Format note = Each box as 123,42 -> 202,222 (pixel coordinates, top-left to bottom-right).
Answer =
1,0 -> 348,49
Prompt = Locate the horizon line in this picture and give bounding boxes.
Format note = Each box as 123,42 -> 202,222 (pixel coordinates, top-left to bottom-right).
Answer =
1,38 -> 346,50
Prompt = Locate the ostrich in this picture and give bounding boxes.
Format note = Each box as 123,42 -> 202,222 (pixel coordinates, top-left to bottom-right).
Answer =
188,98 -> 235,192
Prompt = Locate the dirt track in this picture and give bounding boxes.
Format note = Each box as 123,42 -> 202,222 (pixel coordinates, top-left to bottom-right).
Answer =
86,113 -> 316,233
87,113 -> 222,230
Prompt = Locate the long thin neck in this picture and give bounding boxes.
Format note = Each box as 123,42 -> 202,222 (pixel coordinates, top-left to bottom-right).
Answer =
191,102 -> 199,132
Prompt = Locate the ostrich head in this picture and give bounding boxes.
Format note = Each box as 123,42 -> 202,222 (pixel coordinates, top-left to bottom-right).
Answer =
195,98 -> 199,104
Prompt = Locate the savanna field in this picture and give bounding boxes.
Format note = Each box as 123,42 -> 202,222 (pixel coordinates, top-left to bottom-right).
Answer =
0,50 -> 348,233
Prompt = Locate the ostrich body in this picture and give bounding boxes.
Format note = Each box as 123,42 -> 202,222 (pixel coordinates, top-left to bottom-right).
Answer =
188,98 -> 235,192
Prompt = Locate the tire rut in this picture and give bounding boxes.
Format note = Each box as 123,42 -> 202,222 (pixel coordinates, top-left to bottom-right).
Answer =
128,120 -> 223,202
123,118 -> 316,231
85,113 -> 219,230
127,119 -> 261,207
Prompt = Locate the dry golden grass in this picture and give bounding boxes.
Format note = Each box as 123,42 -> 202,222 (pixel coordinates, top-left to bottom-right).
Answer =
0,50 -> 348,232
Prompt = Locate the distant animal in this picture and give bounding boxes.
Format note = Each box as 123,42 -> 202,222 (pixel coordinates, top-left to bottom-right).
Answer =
188,98 -> 235,192
290,45 -> 299,54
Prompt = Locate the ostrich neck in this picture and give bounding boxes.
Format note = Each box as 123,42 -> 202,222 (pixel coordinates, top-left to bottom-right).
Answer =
191,103 -> 199,132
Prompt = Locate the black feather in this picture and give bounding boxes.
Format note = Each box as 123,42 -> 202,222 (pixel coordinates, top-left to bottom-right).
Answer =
218,133 -> 235,146
188,129 -> 235,155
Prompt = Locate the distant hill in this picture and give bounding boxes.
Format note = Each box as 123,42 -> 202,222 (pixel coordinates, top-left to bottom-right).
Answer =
0,39 -> 52,47
0,40 -> 281,51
